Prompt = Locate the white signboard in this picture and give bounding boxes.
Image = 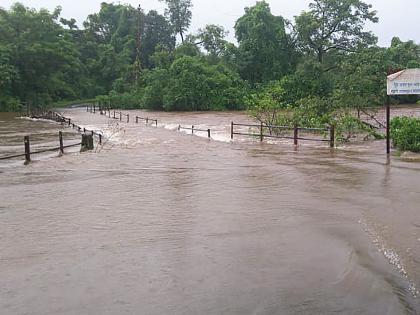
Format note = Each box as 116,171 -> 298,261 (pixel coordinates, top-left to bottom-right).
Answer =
387,68 -> 420,95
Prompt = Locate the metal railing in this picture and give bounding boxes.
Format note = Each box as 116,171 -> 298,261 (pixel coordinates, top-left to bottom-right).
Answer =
1,111 -> 105,163
178,125 -> 211,138
0,132 -> 81,163
86,106 -> 337,148
135,116 -> 158,126
230,122 -> 335,147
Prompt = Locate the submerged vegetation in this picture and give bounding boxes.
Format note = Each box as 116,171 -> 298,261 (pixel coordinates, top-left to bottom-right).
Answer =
1,0 -> 420,141
391,117 -> 420,152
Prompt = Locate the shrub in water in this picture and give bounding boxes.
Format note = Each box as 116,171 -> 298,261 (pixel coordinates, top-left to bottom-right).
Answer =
390,116 -> 420,152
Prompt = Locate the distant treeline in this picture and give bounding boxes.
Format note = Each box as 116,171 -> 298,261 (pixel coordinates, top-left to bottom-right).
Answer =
0,0 -> 419,116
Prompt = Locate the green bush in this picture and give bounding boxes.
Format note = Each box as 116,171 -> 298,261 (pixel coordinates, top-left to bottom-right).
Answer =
390,116 -> 420,152
163,56 -> 247,111
0,96 -> 22,112
142,68 -> 169,110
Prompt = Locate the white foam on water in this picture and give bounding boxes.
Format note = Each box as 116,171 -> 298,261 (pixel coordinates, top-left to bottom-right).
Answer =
163,123 -> 179,131
210,133 -> 231,143
359,217 -> 420,298
18,117 -> 57,124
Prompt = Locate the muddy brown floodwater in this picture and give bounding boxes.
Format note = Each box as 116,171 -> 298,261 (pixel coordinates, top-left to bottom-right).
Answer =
1,107 -> 420,314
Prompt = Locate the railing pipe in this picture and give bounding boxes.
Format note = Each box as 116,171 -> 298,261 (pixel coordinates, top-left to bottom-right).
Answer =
59,131 -> 64,154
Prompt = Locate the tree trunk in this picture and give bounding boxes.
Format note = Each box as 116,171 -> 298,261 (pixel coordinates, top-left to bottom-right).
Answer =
317,49 -> 324,63
180,29 -> 184,43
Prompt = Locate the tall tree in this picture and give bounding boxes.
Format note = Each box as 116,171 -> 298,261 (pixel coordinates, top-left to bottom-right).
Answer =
141,10 -> 176,68
159,0 -> 192,43
294,0 -> 378,63
194,24 -> 229,57
234,1 -> 295,84
0,3 -> 83,106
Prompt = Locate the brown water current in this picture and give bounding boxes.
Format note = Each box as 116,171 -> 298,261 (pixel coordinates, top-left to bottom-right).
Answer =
1,107 -> 420,314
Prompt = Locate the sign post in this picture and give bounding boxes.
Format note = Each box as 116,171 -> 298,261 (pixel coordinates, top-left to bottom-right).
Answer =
386,69 -> 420,154
386,95 -> 391,154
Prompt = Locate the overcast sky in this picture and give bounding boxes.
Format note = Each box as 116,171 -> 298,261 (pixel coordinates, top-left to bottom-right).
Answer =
1,0 -> 419,47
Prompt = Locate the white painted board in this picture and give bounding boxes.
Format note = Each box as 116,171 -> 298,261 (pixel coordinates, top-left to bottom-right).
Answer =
387,69 -> 420,95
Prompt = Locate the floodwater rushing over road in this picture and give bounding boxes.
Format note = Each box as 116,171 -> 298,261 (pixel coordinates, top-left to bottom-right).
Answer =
1,108 -> 420,314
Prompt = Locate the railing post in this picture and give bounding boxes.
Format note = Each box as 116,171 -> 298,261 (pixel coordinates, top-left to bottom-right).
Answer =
260,122 -> 264,142
208,129 -> 211,139
113,110 -> 116,119
146,117 -> 149,124
178,125 -> 181,131
127,114 -> 129,123
81,134 -> 94,152
330,124 -> 335,148
59,131 -> 64,154
386,95 -> 390,154
120,112 -> 122,121
192,125 -> 194,135
99,134 -> 102,145
87,105 -> 89,112
136,116 -> 139,124
231,122 -> 234,140
83,127 -> 86,133
294,124 -> 298,146
68,118 -> 71,126
24,136 -> 31,164
93,105 -> 96,113
155,120 -> 158,127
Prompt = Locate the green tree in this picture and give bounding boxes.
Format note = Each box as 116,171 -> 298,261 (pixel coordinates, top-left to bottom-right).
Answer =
194,24 -> 229,57
160,0 -> 192,43
142,68 -> 170,110
163,56 -> 246,111
235,1 -> 296,84
0,3 -> 84,107
388,37 -> 420,69
141,10 -> 176,68
295,0 -> 378,63
334,47 -> 388,110
280,59 -> 334,105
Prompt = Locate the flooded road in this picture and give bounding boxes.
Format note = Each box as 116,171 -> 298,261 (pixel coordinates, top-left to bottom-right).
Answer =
1,108 -> 420,314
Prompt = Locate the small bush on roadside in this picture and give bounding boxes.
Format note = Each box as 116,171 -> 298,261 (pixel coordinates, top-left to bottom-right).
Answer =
390,116 -> 420,152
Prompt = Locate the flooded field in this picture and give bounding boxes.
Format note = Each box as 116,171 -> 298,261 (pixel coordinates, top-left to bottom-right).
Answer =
1,107 -> 420,314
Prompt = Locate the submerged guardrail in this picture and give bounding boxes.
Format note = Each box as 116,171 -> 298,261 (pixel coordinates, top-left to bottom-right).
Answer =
0,110 -> 104,163
86,104 -> 336,147
230,122 -> 335,147
0,132 -> 81,163
178,125 -> 211,138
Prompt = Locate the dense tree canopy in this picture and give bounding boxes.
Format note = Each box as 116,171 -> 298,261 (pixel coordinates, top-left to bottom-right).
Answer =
234,1 -> 296,84
0,3 -> 87,109
159,0 -> 192,43
295,0 -> 378,63
0,0 -> 419,117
